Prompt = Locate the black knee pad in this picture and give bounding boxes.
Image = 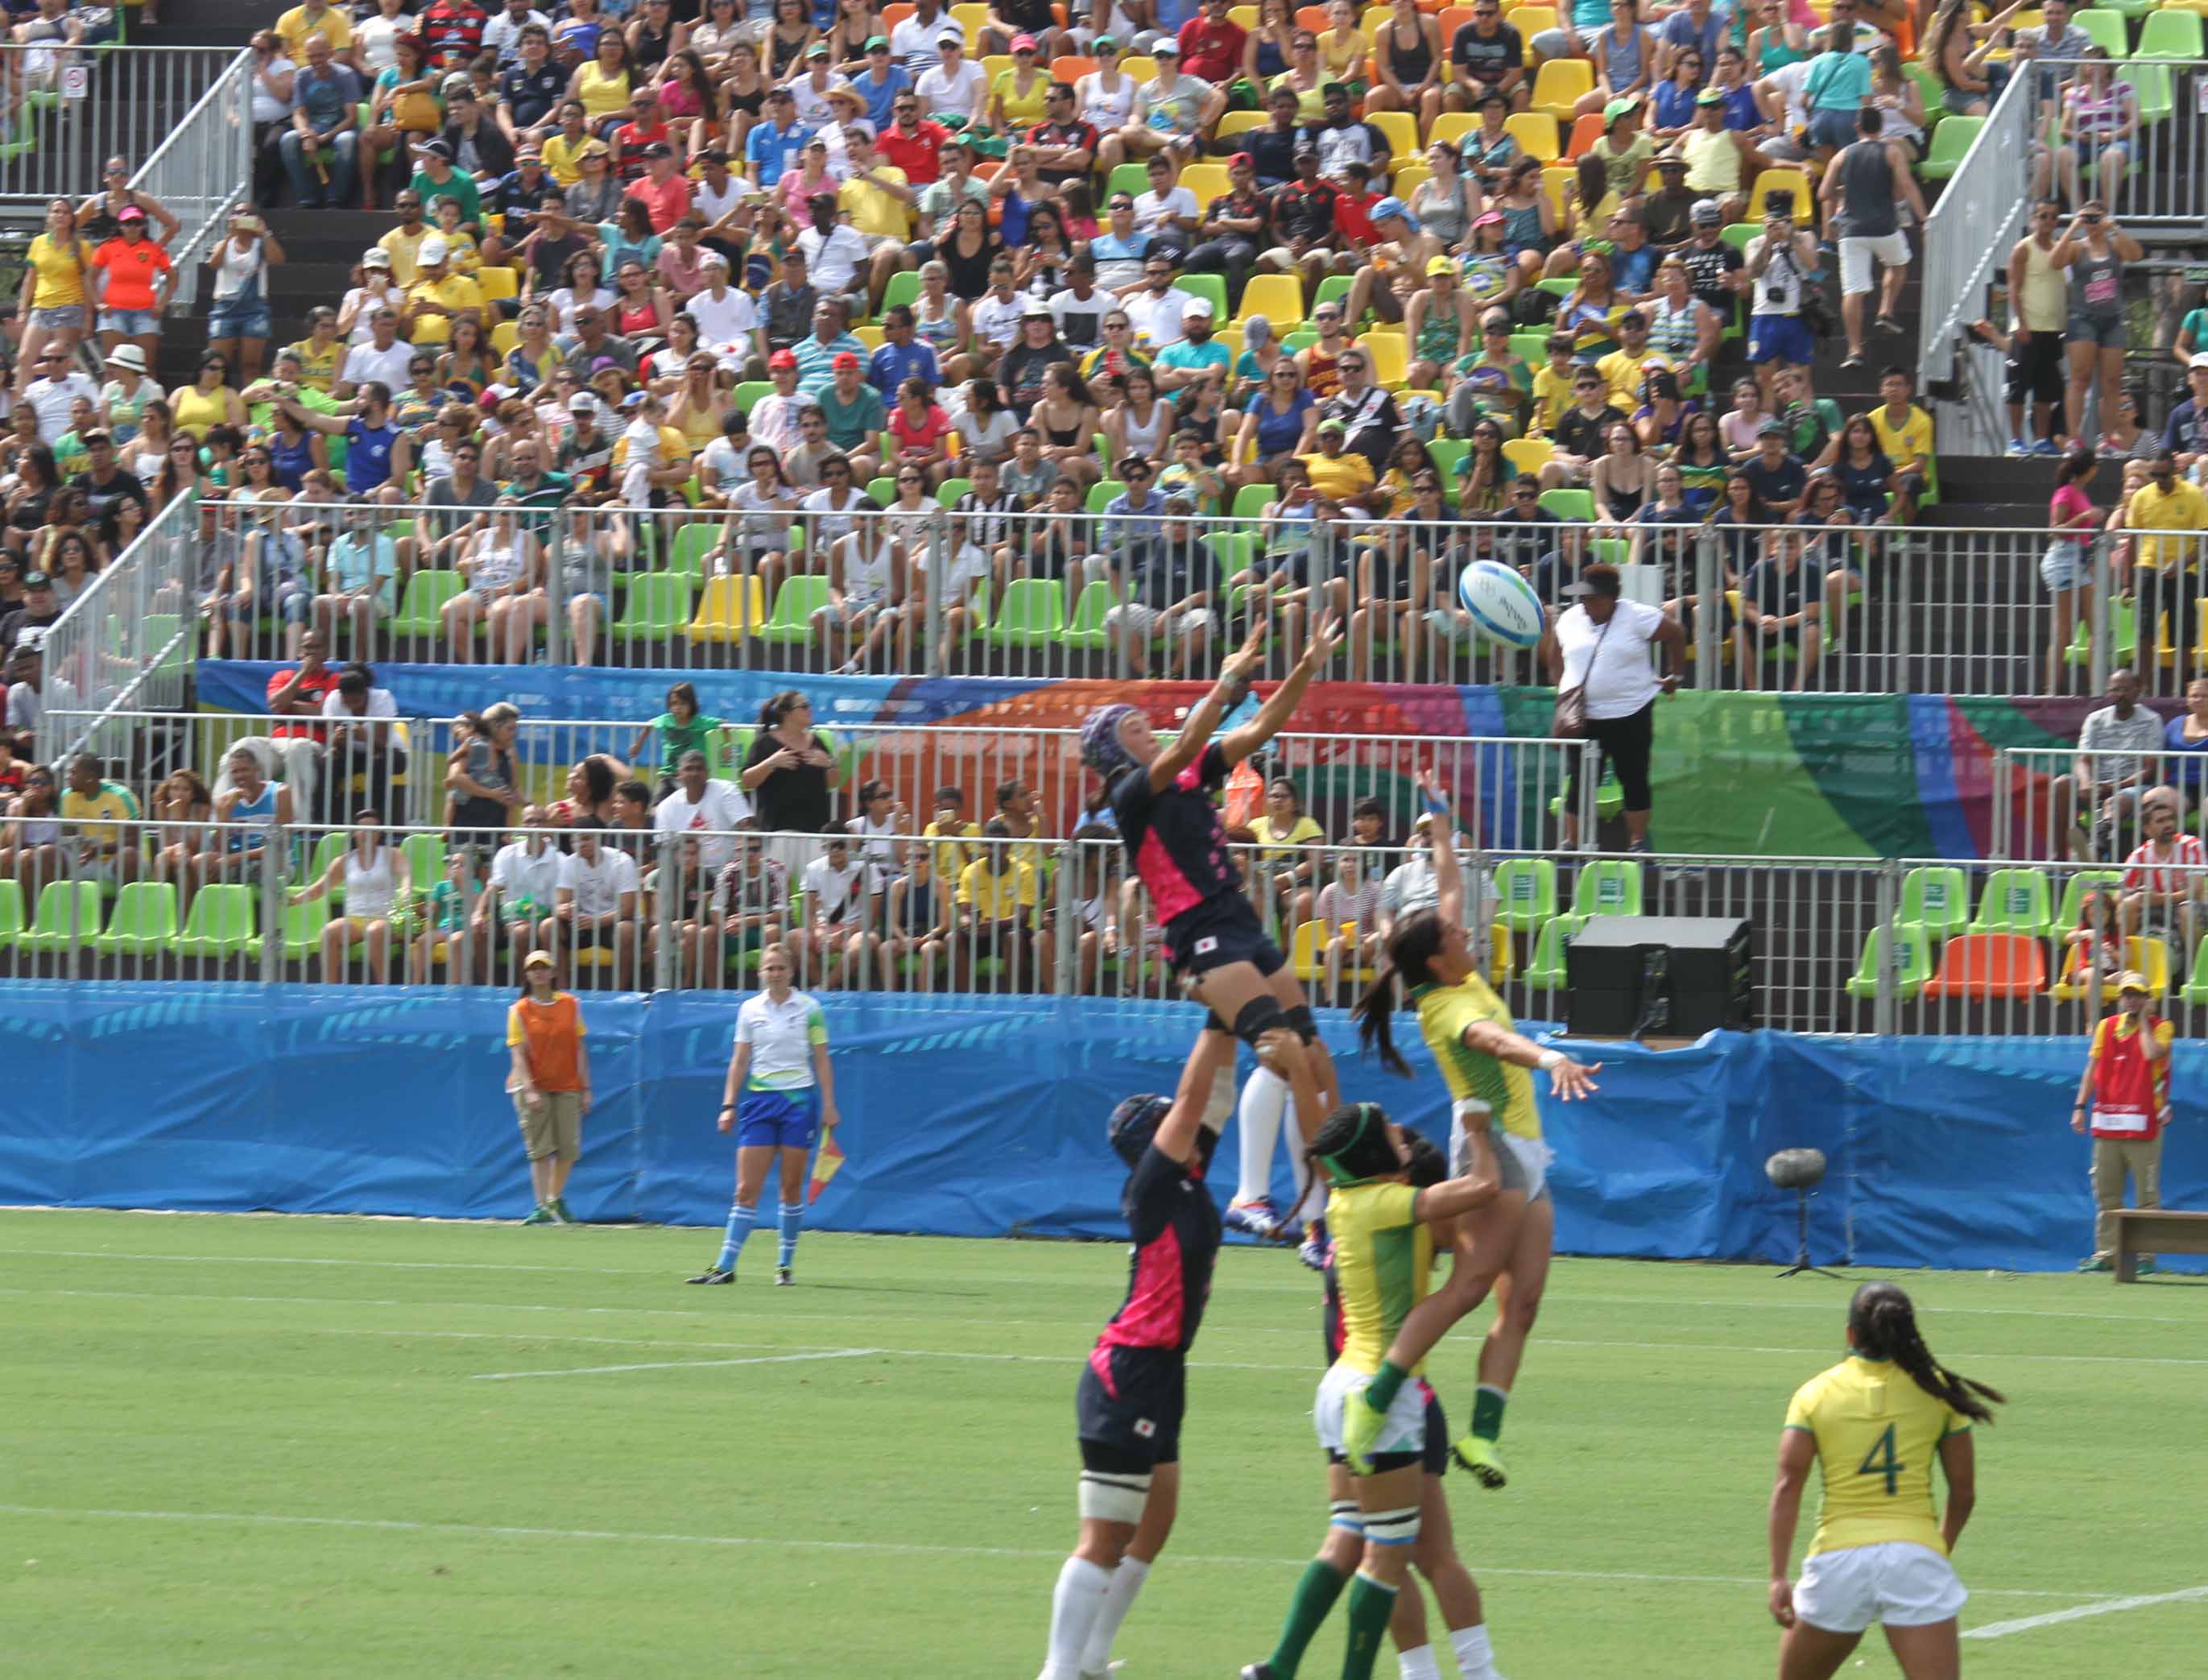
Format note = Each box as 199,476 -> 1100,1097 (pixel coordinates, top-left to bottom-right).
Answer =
1231,994 -> 1290,1049
1284,1003 -> 1318,1045
1204,1010 -> 1234,1038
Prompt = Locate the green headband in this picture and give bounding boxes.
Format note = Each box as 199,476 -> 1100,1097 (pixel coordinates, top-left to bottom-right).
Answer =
1317,1103 -> 1383,1187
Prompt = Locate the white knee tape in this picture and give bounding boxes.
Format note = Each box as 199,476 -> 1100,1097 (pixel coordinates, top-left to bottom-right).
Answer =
1363,1505 -> 1421,1547
1328,1498 -> 1365,1535
1078,1470 -> 1152,1525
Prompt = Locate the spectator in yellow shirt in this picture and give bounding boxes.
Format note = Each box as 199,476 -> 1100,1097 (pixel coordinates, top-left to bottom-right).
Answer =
60,751 -> 142,890
836,130 -> 914,317
1528,333 -> 1577,437
924,786 -> 983,880
1594,310 -> 1657,412
956,818 -> 1054,992
1298,416 -> 1379,511
275,0 -> 354,66
1867,365 -> 1936,503
400,236 -> 486,338
2126,449 -> 2208,672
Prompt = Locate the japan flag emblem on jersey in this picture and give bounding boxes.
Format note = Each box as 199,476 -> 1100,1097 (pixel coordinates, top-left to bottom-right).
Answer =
1134,1418 -> 1156,1438
1195,937 -> 1218,955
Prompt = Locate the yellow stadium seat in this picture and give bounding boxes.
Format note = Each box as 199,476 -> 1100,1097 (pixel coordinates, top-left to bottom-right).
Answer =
1237,272 -> 1305,329
1179,162 -> 1230,211
952,2 -> 990,35
1507,5 -> 1557,44
855,324 -> 886,349
490,320 -> 519,355
1230,3 -> 1259,24
1503,110 -> 1559,159
1122,54 -> 1159,83
1503,436 -> 1553,476
1429,110 -> 1479,147
1391,165 -> 1431,201
1216,325 -> 1244,362
1218,110 -> 1269,137
1757,167 -> 1813,221
1367,109 -> 1418,158
1288,919 -> 1329,984
1356,329 -> 1407,388
983,53 -> 1013,81
686,575 -> 768,644
1541,162 -> 1573,213
1486,921 -> 1513,985
476,265 -> 519,301
1529,56 -> 1591,120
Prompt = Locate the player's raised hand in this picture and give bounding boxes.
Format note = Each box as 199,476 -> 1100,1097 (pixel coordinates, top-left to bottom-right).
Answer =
1550,1058 -> 1601,1100
1220,618 -> 1268,685
1300,610 -> 1343,671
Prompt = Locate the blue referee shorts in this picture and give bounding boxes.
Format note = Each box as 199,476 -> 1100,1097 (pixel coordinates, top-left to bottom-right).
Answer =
735,1086 -> 821,1151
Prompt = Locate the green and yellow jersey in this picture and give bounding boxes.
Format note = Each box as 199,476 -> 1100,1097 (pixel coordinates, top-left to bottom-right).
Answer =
1326,1179 -> 1433,1377
1784,1355 -> 1971,1558
1410,974 -> 1542,1141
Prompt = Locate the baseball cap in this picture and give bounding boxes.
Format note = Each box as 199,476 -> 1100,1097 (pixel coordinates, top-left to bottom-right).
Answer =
1424,254 -> 1454,276
1695,86 -> 1722,106
1094,34 -> 1118,50
1757,418 -> 1788,437
524,949 -> 556,970
442,71 -> 473,93
1185,297 -> 1214,318
1293,136 -> 1318,155
621,390 -> 649,408
1473,209 -> 1504,229
807,39 -> 830,56
643,140 -> 675,158
1690,198 -> 1722,224
1153,37 -> 1180,53
419,235 -> 449,262
768,349 -> 799,370
1011,31 -> 1038,50
1317,416 -> 1346,434
1229,150 -> 1254,169
567,393 -> 596,412
2189,354 -> 2208,370
700,250 -> 730,269
421,139 -> 454,160
2118,970 -> 2150,994
1655,151 -> 1686,168
118,205 -> 146,221
1021,299 -> 1054,317
363,246 -> 393,267
22,570 -> 51,589
1372,196 -> 1414,227
864,32 -> 889,48
1602,95 -> 1639,124
832,350 -> 861,369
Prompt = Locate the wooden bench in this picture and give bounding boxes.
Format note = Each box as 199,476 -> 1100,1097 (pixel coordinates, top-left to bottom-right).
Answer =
2111,1208 -> 2208,1281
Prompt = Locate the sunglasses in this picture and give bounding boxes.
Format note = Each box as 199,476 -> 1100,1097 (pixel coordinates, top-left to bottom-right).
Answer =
1125,468 -> 1152,479
825,465 -> 850,475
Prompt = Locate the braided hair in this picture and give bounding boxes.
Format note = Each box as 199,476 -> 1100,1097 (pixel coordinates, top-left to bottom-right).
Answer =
1849,1281 -> 2006,1425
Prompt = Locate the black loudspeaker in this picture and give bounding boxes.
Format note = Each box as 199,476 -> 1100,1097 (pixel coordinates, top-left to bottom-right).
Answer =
1565,916 -> 1755,1039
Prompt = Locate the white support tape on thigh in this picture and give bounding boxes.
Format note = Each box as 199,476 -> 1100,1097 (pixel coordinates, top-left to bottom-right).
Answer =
1328,1498 -> 1366,1535
1362,1504 -> 1421,1547
1078,1470 -> 1152,1525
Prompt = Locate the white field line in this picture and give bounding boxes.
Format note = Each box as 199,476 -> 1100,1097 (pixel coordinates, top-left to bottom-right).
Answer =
0,1246 -> 2200,1327
9,1284 -> 2208,1371
0,1502 -> 2122,1601
470,1347 -> 879,1380
1962,1585 -> 2208,1640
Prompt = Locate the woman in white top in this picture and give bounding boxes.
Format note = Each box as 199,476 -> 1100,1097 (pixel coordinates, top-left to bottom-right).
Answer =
1078,39 -> 1142,134
205,211 -> 283,386
1102,363 -> 1172,465
337,254 -> 407,345
687,941 -> 841,1287
816,518 -> 913,672
350,0 -> 414,77
1539,561 -> 1683,853
444,499 -> 545,665
287,808 -> 412,986
547,249 -> 618,335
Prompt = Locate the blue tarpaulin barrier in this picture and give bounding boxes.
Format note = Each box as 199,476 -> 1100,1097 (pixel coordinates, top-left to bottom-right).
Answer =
0,983 -> 2197,1273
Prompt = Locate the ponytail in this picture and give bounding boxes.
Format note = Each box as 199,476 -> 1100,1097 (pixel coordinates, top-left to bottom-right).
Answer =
1352,966 -> 1411,1075
1850,1282 -> 2006,1425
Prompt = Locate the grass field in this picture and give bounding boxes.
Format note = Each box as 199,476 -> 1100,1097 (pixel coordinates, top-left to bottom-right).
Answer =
5,1208 -> 2206,1678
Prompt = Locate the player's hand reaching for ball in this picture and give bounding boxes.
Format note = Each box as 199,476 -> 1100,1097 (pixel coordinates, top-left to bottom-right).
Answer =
1219,619 -> 1268,686
1546,1055 -> 1601,1100
1299,610 -> 1343,671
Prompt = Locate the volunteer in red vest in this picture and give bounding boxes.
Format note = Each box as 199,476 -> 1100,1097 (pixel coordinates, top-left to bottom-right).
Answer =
2071,970 -> 2173,1273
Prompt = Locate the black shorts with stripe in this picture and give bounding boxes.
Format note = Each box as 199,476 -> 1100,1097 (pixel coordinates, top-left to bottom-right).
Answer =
1077,1343 -> 1186,1471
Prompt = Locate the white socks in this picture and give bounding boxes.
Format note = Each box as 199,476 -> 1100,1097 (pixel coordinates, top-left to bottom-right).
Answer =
1038,1556 -> 1111,1680
1077,1554 -> 1148,1673
1396,1645 -> 1443,1680
1235,1065 -> 1291,1205
1453,1621 -> 1503,1679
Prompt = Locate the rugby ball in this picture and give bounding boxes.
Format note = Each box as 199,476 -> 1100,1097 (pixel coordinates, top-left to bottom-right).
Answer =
1458,560 -> 1545,651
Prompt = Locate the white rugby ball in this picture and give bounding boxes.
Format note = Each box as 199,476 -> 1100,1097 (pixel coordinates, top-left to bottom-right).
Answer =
1458,560 -> 1545,651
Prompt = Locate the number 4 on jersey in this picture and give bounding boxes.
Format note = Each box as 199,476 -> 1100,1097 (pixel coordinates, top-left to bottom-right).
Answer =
1857,1423 -> 1902,1496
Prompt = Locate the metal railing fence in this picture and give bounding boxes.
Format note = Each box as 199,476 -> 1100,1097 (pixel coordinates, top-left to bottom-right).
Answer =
2017,55 -> 2208,241
1991,743 -> 2206,862
0,45 -> 247,217
124,46 -> 254,313
35,710 -> 1598,860
102,494 -> 2208,698
4,822 -> 2199,1041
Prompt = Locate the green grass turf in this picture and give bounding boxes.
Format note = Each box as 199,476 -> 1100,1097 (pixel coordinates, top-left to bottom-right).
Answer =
4,1209 -> 2206,1678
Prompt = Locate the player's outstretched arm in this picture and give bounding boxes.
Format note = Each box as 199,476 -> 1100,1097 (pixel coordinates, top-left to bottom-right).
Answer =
1153,1024 -> 1239,1165
1416,769 -> 1466,928
1461,1017 -> 1602,1101
1218,611 -> 1342,768
1147,621 -> 1268,792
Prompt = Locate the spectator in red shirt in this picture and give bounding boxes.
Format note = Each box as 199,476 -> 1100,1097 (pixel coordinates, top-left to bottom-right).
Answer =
258,628 -> 338,818
612,89 -> 673,184
631,140 -> 694,232
420,0 -> 490,68
1178,0 -> 1248,85
1333,159 -> 1382,250
876,92 -> 949,186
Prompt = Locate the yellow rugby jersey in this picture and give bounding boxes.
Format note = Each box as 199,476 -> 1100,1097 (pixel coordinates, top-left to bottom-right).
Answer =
1409,976 -> 1542,1140
1327,1179 -> 1433,1376
1784,1355 -> 1971,1558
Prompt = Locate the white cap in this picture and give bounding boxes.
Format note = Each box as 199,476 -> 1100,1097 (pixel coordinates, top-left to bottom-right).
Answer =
419,235 -> 449,263
363,247 -> 393,267
1184,297 -> 1214,319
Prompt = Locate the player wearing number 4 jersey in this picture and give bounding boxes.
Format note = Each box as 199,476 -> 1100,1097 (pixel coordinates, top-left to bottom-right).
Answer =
1033,1027 -> 1237,1680
1768,1281 -> 2005,1680
1341,772 -> 1601,1486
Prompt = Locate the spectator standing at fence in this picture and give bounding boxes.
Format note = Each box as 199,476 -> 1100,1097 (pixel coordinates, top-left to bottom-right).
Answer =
2041,445 -> 2103,696
740,689 -> 841,872
1542,563 -> 1682,854
509,949 -> 590,1225
2053,204 -> 2140,456
654,749 -> 753,875
2071,970 -> 2171,1272
2052,667 -> 2164,862
2123,450 -> 2208,692
323,664 -> 407,824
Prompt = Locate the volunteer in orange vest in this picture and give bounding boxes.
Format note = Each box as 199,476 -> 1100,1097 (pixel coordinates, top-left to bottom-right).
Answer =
508,948 -> 592,1227
2071,969 -> 2172,1273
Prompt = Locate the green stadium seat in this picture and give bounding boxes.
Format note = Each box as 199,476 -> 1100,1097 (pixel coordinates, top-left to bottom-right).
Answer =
1898,865 -> 1971,940
401,834 -> 447,900
881,270 -> 920,312
172,883 -> 256,961
0,879 -> 23,949
1232,484 -> 1279,519
1493,858 -> 1557,932
281,897 -> 326,962
1058,580 -> 1122,654
733,379 -> 774,417
93,881 -> 180,957
2182,937 -> 2208,1007
1174,273 -> 1227,322
1844,923 -> 1932,1002
1968,867 -> 2053,936
1570,859 -> 1643,918
2136,8 -> 2203,59
1919,116 -> 1983,181
19,880 -> 101,956
755,575 -> 834,646
982,578 -> 1068,649
2050,869 -> 2125,940
2065,592 -> 2138,668
1540,487 -> 1594,521
307,830 -> 349,902
665,523 -> 720,576
389,569 -> 465,644
1521,912 -> 1588,989
937,476 -> 972,508
610,573 -> 696,640
2074,7 -> 2127,53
